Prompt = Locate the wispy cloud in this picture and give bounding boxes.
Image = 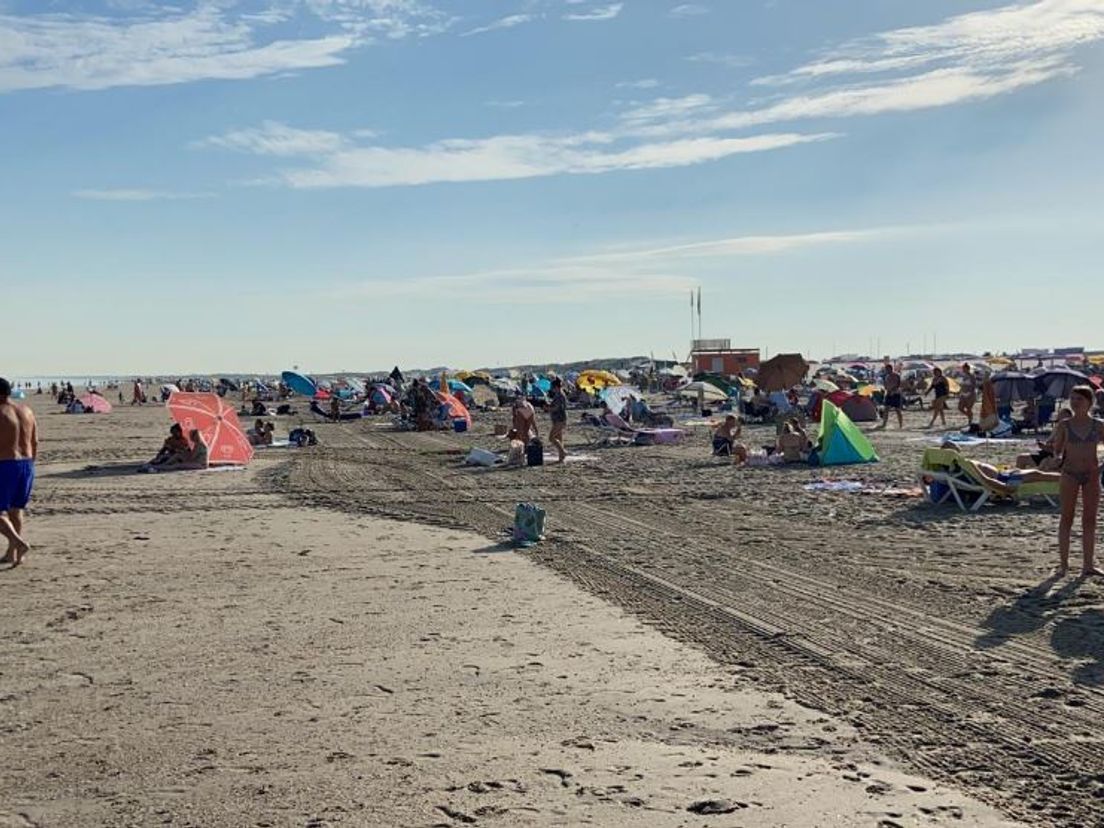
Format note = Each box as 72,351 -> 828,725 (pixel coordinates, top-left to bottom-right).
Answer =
686,51 -> 753,68
563,3 -> 623,22
0,1 -> 450,93
485,99 -> 526,108
636,0 -> 1104,138
461,13 -> 535,37
343,227 -> 891,304
619,94 -> 717,125
669,4 -> 709,17
72,188 -> 216,201
616,78 -> 660,89
199,121 -> 835,188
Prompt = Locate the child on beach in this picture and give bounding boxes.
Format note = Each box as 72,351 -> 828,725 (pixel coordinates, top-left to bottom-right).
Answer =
712,415 -> 748,465
926,368 -> 950,428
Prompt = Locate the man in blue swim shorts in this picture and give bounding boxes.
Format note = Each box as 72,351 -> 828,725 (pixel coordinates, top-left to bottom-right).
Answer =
0,377 -> 37,567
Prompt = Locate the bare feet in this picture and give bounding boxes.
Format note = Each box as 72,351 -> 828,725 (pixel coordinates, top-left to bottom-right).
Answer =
1080,566 -> 1104,578
5,541 -> 28,567
1054,563 -> 1069,578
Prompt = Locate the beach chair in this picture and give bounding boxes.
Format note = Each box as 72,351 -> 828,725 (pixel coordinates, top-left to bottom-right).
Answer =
603,412 -> 686,446
920,448 -> 987,510
579,413 -> 633,448
920,448 -> 1058,512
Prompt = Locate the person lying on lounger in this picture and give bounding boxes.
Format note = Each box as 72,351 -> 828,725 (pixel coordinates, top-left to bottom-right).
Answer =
712,415 -> 748,465
940,441 -> 1058,497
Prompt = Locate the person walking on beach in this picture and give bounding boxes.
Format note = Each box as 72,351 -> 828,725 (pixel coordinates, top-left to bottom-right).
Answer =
926,367 -> 950,429
1053,386 -> 1104,577
958,363 -> 977,425
0,377 -> 37,567
548,378 -> 568,463
878,362 -> 903,429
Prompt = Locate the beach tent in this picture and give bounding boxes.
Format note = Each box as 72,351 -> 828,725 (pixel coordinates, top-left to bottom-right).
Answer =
436,391 -> 472,427
840,394 -> 878,423
281,370 -> 317,398
457,370 -> 491,386
168,392 -> 254,466
369,385 -> 392,406
814,378 -> 839,393
447,378 -> 474,396
78,392 -> 112,414
818,401 -> 878,466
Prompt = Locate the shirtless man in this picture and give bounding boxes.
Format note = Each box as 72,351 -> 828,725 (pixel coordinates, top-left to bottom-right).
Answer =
509,395 -> 538,444
877,362 -> 904,429
0,377 -> 37,566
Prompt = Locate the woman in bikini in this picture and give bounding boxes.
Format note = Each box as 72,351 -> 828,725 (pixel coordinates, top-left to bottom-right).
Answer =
1053,386 -> 1104,577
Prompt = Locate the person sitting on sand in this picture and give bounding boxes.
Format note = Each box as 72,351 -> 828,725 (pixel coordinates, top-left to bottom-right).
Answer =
150,424 -> 191,466
1016,409 -> 1072,470
776,420 -> 811,463
712,415 -> 748,464
159,429 -> 209,471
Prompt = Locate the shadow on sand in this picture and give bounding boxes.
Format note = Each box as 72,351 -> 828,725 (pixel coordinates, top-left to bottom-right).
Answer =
44,463 -> 146,479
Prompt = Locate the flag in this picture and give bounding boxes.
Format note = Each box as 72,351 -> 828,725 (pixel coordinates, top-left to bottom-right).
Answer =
696,286 -> 701,315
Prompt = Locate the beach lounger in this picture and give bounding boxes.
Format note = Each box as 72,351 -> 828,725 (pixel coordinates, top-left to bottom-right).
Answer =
919,448 -> 1058,512
603,412 -> 685,446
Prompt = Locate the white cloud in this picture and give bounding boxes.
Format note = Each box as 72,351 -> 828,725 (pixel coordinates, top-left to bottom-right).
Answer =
619,93 -> 717,125
563,3 -> 623,22
485,99 -> 526,108
635,0 -> 1104,138
192,121 -> 349,155
72,188 -> 216,201
686,51 -> 753,68
669,4 -> 709,17
461,13 -> 535,37
201,124 -> 835,188
0,1 -> 450,93
616,78 -> 660,89
344,227 -> 889,304
765,0 -> 1104,85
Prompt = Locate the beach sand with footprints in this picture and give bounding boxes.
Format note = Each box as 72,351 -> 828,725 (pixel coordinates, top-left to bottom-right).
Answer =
4,396 -> 1102,826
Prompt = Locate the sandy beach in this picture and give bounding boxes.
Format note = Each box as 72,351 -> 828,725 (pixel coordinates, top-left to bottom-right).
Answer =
3,396 -> 1101,826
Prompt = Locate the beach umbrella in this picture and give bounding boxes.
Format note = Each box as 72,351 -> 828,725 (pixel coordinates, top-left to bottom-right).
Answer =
435,391 -> 472,427
161,383 -> 180,396
990,371 -> 1037,405
857,384 -> 881,398
576,369 -> 620,391
903,360 -> 935,372
281,370 -> 317,398
1034,367 -> 1089,400
814,378 -> 839,393
168,392 -> 254,466
218,377 -> 240,391
987,356 -> 1016,369
757,353 -> 809,392
78,392 -> 112,413
677,381 -> 728,402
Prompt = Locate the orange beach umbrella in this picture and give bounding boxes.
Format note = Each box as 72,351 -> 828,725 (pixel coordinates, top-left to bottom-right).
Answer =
168,392 -> 254,466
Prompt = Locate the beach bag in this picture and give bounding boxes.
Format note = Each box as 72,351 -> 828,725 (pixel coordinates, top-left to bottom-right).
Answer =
526,438 -> 544,467
513,502 -> 546,545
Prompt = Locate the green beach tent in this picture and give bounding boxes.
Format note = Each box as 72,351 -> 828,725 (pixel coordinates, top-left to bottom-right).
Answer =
817,401 -> 878,466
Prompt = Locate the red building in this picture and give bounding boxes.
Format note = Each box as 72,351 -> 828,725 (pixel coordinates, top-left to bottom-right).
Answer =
690,340 -> 760,377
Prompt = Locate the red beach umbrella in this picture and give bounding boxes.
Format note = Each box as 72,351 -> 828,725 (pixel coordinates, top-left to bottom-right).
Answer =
168,392 -> 254,466
78,392 -> 112,413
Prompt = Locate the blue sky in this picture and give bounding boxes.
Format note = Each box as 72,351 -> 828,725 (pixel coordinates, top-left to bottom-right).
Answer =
3,0 -> 1103,375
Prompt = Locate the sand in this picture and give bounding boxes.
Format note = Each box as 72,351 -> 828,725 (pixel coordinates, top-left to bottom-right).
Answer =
1,394 -> 1097,825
